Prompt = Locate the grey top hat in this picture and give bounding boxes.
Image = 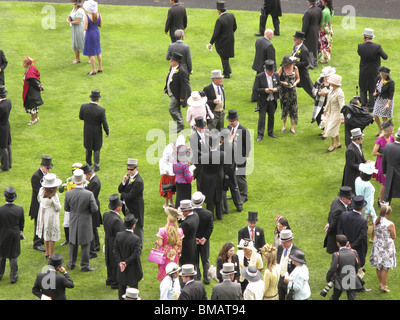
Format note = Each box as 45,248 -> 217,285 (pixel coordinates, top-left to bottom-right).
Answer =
126,158 -> 138,167
90,89 -> 101,100
191,191 -> 205,206
241,266 -> 261,282
124,214 -> 138,229
247,211 -> 258,222
72,168 -> 86,184
180,264 -> 197,276
178,199 -> 193,212
41,156 -> 53,169
41,173 -> 62,188
0,85 -> 8,96
289,249 -> 307,264
350,128 -> 364,140
395,127 -> 400,139
108,194 -> 123,210
48,254 -> 64,268
210,69 -> 224,79
3,186 -> 17,201
220,262 -> 237,275
280,229 -> 294,242
337,186 -> 354,198
352,195 -> 367,210
362,28 -> 375,38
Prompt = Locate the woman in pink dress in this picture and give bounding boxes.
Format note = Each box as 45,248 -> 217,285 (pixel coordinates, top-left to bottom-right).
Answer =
156,207 -> 184,281
372,120 -> 394,206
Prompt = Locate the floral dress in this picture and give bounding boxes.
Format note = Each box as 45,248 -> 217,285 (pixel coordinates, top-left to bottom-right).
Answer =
319,7 -> 334,63
279,68 -> 298,125
156,226 -> 184,281
370,217 -> 397,270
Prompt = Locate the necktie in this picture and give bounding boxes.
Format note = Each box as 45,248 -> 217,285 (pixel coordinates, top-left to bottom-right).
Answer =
251,229 -> 255,241
217,86 -> 221,95
284,249 -> 288,257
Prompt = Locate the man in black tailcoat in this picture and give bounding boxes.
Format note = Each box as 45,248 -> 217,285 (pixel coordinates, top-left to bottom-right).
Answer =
0,50 -> 7,86
254,0 -> 282,36
302,0 -> 322,68
0,86 -> 12,172
165,0 -> 187,43
178,200 -> 199,266
382,127 -> 400,204
79,90 -> 109,172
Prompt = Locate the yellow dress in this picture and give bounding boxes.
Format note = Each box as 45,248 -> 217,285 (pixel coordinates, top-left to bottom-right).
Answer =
263,264 -> 280,300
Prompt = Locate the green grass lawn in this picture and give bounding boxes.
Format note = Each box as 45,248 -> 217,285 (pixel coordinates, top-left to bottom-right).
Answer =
0,1 -> 399,300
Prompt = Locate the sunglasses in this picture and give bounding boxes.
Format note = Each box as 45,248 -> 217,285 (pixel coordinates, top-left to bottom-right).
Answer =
127,168 -> 136,171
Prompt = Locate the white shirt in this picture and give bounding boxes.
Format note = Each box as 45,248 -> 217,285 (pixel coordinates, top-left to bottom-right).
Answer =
287,264 -> 311,300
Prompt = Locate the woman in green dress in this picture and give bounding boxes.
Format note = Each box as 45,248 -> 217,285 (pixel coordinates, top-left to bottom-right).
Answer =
319,0 -> 334,64
67,0 -> 85,64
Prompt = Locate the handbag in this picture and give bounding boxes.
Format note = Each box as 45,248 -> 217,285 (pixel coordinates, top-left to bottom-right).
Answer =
286,288 -> 295,300
148,245 -> 165,264
162,183 -> 173,191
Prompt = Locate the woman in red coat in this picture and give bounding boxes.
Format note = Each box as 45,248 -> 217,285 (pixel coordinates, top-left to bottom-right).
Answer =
22,57 -> 43,125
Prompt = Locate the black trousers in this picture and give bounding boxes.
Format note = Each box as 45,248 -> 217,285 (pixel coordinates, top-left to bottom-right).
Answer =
330,288 -> 357,300
0,145 -> 11,170
259,12 -> 280,35
220,56 -> 232,77
360,89 -> 375,111
258,99 -> 277,137
85,149 -> 100,166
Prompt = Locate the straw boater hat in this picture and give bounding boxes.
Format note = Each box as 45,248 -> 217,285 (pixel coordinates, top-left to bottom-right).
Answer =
362,28 -> 375,38
83,0 -> 98,13
3,186 -> 17,201
350,128 -> 364,140
41,173 -> 62,188
328,74 -> 342,87
241,266 -> 261,282
237,238 -> 257,253
122,288 -> 140,300
72,169 -> 86,184
180,264 -> 197,277
210,69 -> 224,79
187,91 -> 207,106
166,262 -> 181,275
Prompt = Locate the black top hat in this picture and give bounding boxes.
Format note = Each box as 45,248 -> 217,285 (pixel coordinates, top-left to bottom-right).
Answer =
108,194 -> 123,210
216,1 -> 226,10
124,214 -> 138,229
171,52 -> 183,63
293,31 -> 306,40
337,186 -> 354,198
48,254 -> 64,268
378,66 -> 391,76
352,195 -> 367,210
41,156 -> 53,169
90,89 -> 101,100
226,109 -> 239,121
194,116 -> 206,128
247,211 -> 258,222
263,59 -> 275,71
0,85 -> 8,96
80,163 -> 93,175
3,186 -> 17,201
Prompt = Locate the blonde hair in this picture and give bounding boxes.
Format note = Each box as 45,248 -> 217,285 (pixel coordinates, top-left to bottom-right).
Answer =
261,244 -> 277,271
165,214 -> 180,247
375,205 -> 392,226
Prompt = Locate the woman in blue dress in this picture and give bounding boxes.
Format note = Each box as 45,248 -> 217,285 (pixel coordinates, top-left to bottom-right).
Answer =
83,0 -> 102,75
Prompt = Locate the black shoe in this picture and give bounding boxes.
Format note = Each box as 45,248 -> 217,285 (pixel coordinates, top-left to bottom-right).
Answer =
223,74 -> 230,79
67,264 -> 76,270
90,253 -> 98,259
242,197 -> 248,203
254,106 -> 260,112
92,164 -> 101,172
60,240 -> 69,247
203,277 -> 211,285
0,168 -> 9,172
311,118 -> 315,123
81,266 -> 98,272
33,245 -> 46,252
256,136 -> 263,142
236,205 -> 243,212
254,32 -> 263,36
268,133 -> 278,138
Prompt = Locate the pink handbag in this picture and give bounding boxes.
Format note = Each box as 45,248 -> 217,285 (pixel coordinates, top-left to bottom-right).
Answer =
148,246 -> 165,264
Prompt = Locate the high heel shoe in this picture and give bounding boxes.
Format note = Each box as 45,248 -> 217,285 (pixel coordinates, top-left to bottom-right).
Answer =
380,286 -> 390,293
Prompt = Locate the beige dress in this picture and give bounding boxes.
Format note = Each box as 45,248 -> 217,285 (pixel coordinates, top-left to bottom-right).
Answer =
324,87 -> 345,138
36,188 -> 62,242
263,264 -> 280,300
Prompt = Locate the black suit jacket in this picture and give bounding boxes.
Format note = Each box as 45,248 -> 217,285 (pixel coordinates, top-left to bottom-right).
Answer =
253,71 -> 281,107
199,149 -> 225,203
0,98 -> 11,149
202,83 -> 225,112
324,197 -> 349,254
227,123 -> 251,168
238,226 -> 266,252
85,174 -> 102,227
0,50 -> 8,85
382,142 -> 400,200
118,173 -> 144,228
164,64 -> 191,107
79,102 -> 109,151
0,203 -> 24,259
252,37 -> 276,73
103,210 -> 124,268
358,41 -> 388,91
342,142 -> 366,192
302,5 -> 322,55
178,280 -> 207,300
114,230 -> 143,286
32,270 -> 74,300
292,43 -> 312,89
179,211 -> 199,265
193,207 -> 214,240
210,12 -> 237,59
165,3 -> 187,41
29,168 -> 44,219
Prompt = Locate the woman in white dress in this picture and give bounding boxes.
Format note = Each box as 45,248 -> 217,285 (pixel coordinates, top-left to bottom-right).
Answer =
36,173 -> 62,258
323,74 -> 345,152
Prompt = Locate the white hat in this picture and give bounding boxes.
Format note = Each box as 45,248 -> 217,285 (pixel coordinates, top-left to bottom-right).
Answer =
394,127 -> 400,139
166,262 -> 181,275
280,229 -> 294,242
41,173 -> 62,188
191,191 -> 205,206
362,28 -> 375,38
359,162 -> 378,175
72,169 -> 86,184
350,128 -> 364,140
187,91 -> 207,106
122,288 -> 140,300
178,199 -> 193,212
237,238 -> 257,252
180,264 -> 197,276
328,74 -> 342,86
320,66 -> 336,78
210,69 -> 224,79
83,0 -> 98,13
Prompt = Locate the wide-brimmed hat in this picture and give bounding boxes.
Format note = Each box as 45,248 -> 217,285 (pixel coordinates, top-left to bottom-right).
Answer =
337,186 -> 354,198
289,249 -> 307,264
3,186 -> 17,201
350,128 -> 364,140
173,144 -> 192,162
41,173 -> 62,188
194,116 -> 207,128
280,55 -> 296,67
0,85 -> 8,96
226,109 -> 239,121
362,28 -> 375,38
241,266 -> 261,282
293,31 -> 306,40
170,52 -> 183,63
352,195 -> 367,210
80,163 -> 93,175
395,127 -> 400,139
328,74 -> 342,86
263,59 -> 275,71
359,162 -> 378,175
166,262 -> 181,275
180,264 -> 197,276
177,199 -> 193,212
191,191 -> 205,206
126,158 -> 139,168
381,119 -> 393,131
122,288 -> 140,300
108,194 -> 123,210
210,69 -> 224,79
247,211 -> 258,222
48,254 -> 64,268
216,1 -> 226,10
378,66 -> 391,76
280,229 -> 294,242
320,66 -> 336,78
187,91 -> 207,106
89,89 -> 101,100
220,262 -> 237,275
237,238 -> 257,252
41,156 -> 53,169
164,206 -> 183,219
72,168 -> 86,184
124,214 -> 138,229
83,0 -> 98,13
